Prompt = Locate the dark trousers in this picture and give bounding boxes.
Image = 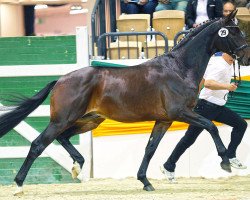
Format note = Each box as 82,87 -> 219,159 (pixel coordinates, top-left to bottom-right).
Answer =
121,2 -> 158,14
120,1 -> 158,27
164,99 -> 247,172
24,5 -> 35,36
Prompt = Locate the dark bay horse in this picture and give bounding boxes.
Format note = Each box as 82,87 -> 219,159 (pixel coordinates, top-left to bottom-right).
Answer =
0,10 -> 249,195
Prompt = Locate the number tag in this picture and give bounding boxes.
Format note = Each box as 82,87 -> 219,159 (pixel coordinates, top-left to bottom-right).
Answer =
218,28 -> 229,37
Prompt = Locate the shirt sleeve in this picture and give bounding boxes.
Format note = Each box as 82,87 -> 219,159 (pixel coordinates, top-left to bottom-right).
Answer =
203,57 -> 224,81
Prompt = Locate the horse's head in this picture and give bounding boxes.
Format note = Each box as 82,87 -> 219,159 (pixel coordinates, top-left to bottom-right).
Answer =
214,10 -> 249,66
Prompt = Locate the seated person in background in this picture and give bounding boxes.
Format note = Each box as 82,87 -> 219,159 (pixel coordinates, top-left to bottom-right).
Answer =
233,0 -> 249,7
247,1 -> 250,9
223,1 -> 236,17
24,5 -> 35,36
185,0 -> 223,29
121,0 -> 158,27
121,0 -> 158,15
155,0 -> 188,12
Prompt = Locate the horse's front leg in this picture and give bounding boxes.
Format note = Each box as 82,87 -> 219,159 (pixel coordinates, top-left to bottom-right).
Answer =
137,121 -> 172,191
179,109 -> 231,172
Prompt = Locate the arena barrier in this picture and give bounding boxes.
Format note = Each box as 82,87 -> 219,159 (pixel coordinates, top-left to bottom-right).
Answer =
0,27 -> 92,185
0,27 -> 250,185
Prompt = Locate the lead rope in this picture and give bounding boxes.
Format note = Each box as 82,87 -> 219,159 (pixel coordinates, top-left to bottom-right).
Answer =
232,54 -> 242,86
224,56 -> 241,100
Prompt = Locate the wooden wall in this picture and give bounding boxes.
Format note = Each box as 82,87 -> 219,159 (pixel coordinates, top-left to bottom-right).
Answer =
0,3 -> 25,36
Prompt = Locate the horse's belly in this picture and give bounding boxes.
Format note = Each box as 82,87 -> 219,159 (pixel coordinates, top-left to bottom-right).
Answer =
95,106 -> 167,123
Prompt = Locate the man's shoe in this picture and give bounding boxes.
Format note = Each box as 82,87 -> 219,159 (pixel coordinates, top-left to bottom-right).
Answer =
160,166 -> 178,184
229,158 -> 247,169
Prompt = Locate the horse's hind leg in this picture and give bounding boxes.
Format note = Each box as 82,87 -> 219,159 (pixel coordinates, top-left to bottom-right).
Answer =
56,127 -> 85,179
57,115 -> 105,179
137,121 -> 172,191
13,122 -> 67,195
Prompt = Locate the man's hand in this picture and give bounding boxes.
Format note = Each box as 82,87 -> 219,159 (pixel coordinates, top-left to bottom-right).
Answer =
138,0 -> 149,5
204,80 -> 238,91
124,0 -> 130,3
227,82 -> 238,91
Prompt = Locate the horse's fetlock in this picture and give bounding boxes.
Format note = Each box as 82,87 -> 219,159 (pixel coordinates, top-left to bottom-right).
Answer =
14,177 -> 23,187
78,158 -> 85,168
137,173 -> 146,181
30,143 -> 45,158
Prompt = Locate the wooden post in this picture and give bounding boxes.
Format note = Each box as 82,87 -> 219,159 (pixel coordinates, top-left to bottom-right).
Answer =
0,3 -> 25,36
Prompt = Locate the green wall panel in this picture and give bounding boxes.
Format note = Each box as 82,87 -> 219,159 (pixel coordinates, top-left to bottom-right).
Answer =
226,81 -> 250,119
0,36 -> 76,65
0,35 -> 82,185
0,76 -> 60,105
24,117 -> 79,145
0,117 -> 79,146
0,158 -> 80,185
0,130 -> 30,146
0,76 -> 80,146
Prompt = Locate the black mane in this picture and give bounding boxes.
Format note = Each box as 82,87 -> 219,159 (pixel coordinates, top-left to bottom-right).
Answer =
172,18 -> 221,51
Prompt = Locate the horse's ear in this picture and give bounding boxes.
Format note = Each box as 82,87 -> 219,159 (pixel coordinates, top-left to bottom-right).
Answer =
224,9 -> 238,24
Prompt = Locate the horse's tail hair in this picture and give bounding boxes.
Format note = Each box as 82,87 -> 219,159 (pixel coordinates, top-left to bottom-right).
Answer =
0,81 -> 57,138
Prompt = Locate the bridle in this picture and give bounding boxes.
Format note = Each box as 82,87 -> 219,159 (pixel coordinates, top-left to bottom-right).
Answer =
232,55 -> 241,87
223,57 -> 241,100
222,25 -> 249,58
221,25 -> 249,100
233,44 -> 249,55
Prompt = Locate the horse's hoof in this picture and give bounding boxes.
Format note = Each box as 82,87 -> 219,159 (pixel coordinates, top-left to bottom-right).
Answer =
143,184 -> 155,191
220,161 -> 232,173
72,161 -> 81,179
13,186 -> 24,196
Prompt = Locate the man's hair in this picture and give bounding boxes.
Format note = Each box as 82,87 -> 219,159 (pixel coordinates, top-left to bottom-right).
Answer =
223,0 -> 236,9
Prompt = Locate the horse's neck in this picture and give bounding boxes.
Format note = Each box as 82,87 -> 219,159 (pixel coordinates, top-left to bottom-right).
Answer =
172,27 -> 219,88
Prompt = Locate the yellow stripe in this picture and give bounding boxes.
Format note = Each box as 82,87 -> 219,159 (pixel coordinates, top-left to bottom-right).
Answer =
241,76 -> 250,81
93,119 -> 222,137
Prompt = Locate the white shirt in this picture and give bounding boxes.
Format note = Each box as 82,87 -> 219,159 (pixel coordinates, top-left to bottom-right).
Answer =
195,0 -> 209,25
199,57 -> 233,106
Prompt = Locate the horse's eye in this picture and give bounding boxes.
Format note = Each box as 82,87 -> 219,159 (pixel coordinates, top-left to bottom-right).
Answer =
241,31 -> 246,38
232,18 -> 238,25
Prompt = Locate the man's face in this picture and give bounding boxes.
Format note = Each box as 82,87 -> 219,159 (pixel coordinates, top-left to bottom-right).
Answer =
222,53 -> 234,65
223,3 -> 235,17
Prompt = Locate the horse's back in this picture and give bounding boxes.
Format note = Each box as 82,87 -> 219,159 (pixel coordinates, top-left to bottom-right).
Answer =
49,60 -> 191,123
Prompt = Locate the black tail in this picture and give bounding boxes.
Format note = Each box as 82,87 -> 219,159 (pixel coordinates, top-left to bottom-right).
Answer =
0,81 -> 57,138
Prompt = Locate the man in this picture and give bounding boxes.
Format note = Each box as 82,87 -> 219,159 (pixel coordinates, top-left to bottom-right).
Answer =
185,0 -> 223,29
223,0 -> 236,17
24,5 -> 35,36
161,1 -> 247,182
161,53 -> 247,182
